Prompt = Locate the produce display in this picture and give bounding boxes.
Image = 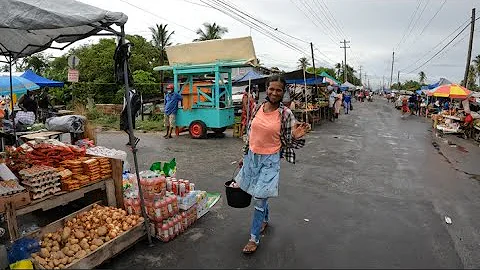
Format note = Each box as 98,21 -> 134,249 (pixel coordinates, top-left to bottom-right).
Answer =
30,204 -> 144,269
5,140 -> 86,173
19,165 -> 61,200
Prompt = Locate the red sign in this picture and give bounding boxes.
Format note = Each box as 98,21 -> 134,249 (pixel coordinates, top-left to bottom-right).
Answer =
68,69 -> 79,82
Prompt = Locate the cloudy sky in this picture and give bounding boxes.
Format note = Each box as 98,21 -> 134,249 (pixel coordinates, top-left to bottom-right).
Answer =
64,0 -> 479,88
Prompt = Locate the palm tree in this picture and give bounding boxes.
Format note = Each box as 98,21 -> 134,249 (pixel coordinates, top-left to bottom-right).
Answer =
149,23 -> 174,87
472,54 -> 480,87
418,71 -> 426,85
193,22 -> 228,41
297,57 -> 310,70
335,63 -> 342,78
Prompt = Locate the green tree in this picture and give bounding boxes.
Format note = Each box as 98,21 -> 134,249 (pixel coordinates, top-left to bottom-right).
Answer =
149,23 -> 174,87
402,80 -> 421,90
306,66 -> 337,79
194,22 -> 228,41
418,71 -> 426,85
467,64 -> 477,90
44,55 -> 68,82
335,63 -> 342,78
17,53 -> 50,74
472,54 -> 480,87
297,57 -> 310,70
133,70 -> 157,84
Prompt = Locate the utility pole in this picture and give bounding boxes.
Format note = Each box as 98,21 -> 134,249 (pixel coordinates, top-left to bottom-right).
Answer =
364,73 -> 367,86
463,8 -> 476,87
310,42 -> 318,94
389,51 -> 395,88
382,76 -> 385,90
359,65 -> 363,85
340,39 -> 350,83
397,71 -> 400,89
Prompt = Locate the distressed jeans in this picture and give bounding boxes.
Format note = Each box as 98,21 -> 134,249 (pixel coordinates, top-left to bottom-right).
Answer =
250,197 -> 269,244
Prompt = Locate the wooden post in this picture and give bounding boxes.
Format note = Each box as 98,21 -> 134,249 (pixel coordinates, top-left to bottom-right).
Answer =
5,202 -> 19,241
110,158 -> 124,208
462,8 -> 476,87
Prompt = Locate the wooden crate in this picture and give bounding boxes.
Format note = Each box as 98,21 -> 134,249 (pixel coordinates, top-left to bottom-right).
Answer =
0,191 -> 30,213
27,202 -> 146,269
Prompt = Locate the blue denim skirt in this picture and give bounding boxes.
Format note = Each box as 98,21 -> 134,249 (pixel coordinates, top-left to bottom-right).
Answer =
235,149 -> 280,199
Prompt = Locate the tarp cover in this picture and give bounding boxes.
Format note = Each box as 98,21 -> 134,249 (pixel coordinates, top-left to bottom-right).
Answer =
341,81 -> 356,89
0,0 -> 128,59
21,69 -> 64,88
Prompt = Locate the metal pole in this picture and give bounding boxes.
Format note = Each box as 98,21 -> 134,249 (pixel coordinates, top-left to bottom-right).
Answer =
397,71 -> 400,89
462,8 -> 475,87
389,51 -> 395,88
9,57 -> 16,145
310,42 -> 318,95
120,25 -> 153,246
303,67 -> 309,123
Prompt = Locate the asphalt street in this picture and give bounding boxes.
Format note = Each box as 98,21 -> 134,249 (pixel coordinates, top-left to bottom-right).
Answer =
99,98 -> 480,269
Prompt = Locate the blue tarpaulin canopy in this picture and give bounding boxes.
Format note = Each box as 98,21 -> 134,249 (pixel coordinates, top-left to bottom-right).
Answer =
0,76 -> 39,96
428,78 -> 451,89
286,77 -> 324,85
232,69 -> 266,83
20,69 -> 64,87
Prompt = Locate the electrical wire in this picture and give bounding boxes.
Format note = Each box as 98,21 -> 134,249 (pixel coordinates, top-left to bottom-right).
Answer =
398,0 -> 430,53
405,21 -> 471,73
395,0 -> 423,51
400,18 -> 470,71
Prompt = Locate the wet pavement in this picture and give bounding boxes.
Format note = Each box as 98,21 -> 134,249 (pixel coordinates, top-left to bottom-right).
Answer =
99,98 -> 480,269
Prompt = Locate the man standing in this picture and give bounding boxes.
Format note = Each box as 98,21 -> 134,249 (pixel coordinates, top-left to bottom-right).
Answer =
164,84 -> 182,139
343,92 -> 352,114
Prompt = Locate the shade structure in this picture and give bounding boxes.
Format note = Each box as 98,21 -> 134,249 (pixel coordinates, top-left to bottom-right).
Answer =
0,76 -> 39,96
428,84 -> 471,99
232,69 -> 265,83
20,69 -> 64,88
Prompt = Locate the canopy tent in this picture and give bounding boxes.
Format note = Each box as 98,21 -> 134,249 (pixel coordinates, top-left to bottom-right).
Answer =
319,71 -> 341,86
428,78 -> 452,90
20,69 -> 64,88
0,0 -> 152,243
341,81 -> 356,89
232,69 -> 266,83
286,77 -> 324,85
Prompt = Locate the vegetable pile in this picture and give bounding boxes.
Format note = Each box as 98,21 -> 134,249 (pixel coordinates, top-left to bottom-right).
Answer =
31,204 -> 143,269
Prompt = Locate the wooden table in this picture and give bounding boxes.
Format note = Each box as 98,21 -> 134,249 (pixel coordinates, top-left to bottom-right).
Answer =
19,130 -> 64,142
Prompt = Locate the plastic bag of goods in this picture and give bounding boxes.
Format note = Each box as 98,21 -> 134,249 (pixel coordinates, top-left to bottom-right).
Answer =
45,115 -> 86,133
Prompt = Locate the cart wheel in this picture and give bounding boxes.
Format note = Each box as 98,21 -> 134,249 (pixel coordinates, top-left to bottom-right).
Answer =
211,127 -> 227,134
189,121 -> 207,139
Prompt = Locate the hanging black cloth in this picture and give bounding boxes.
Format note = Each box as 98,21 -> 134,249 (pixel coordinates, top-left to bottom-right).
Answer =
114,42 -> 134,86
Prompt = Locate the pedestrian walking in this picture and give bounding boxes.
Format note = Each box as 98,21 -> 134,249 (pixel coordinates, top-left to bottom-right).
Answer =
163,84 -> 183,139
328,87 -> 337,122
334,89 -> 343,118
343,92 -> 352,114
240,86 -> 256,140
236,75 -> 309,254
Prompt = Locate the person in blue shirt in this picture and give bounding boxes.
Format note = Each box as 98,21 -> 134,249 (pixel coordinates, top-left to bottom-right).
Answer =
343,92 -> 352,114
164,84 -> 183,139
443,100 -> 450,111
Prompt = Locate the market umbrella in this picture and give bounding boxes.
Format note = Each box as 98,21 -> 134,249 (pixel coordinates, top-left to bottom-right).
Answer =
428,84 -> 471,99
0,75 -> 39,104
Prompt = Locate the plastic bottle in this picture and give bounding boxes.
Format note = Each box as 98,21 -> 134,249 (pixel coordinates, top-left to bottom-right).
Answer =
160,199 -> 168,219
172,196 -> 179,213
168,218 -> 174,239
154,200 -> 163,222
181,212 -> 188,230
166,196 -> 173,216
161,221 -> 170,242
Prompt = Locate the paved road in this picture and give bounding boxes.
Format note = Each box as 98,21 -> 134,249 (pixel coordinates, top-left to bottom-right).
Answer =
100,98 -> 480,269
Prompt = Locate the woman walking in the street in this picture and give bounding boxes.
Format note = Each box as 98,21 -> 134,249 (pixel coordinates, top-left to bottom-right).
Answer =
236,75 -> 309,254
334,89 -> 343,118
343,92 -> 351,114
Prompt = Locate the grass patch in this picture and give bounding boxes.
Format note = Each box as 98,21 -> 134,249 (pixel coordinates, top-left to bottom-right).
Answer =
90,111 -> 165,132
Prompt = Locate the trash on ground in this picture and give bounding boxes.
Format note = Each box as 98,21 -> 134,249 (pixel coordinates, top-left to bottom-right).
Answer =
230,161 -> 237,165
304,218 -> 310,222
445,216 -> 452,224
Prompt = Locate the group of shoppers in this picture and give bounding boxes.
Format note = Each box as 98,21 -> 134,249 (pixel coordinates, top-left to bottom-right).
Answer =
328,87 -> 353,121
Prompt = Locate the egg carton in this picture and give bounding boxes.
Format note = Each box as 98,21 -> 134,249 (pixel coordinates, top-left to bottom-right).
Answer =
31,186 -> 61,200
21,174 -> 60,183
22,177 -> 60,187
25,182 -> 61,193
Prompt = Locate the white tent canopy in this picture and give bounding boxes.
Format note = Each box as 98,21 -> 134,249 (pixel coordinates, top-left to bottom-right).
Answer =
0,0 -> 128,59
341,81 -> 356,89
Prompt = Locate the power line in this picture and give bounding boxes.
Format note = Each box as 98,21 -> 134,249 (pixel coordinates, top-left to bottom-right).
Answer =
311,0 -> 346,40
398,0 -> 430,52
118,0 -> 197,34
416,0 -> 447,39
296,0 -> 342,45
395,0 -> 423,51
405,21 -> 471,73
400,18 -> 470,71
316,0 -> 348,40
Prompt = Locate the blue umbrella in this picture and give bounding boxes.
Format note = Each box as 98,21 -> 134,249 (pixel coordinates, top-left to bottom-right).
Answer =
0,76 -> 39,96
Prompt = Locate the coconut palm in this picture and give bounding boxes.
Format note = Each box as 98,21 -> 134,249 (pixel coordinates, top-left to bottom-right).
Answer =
335,63 -> 342,78
418,71 -> 426,85
472,54 -> 480,86
149,23 -> 174,87
193,22 -> 228,41
298,57 -> 310,70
